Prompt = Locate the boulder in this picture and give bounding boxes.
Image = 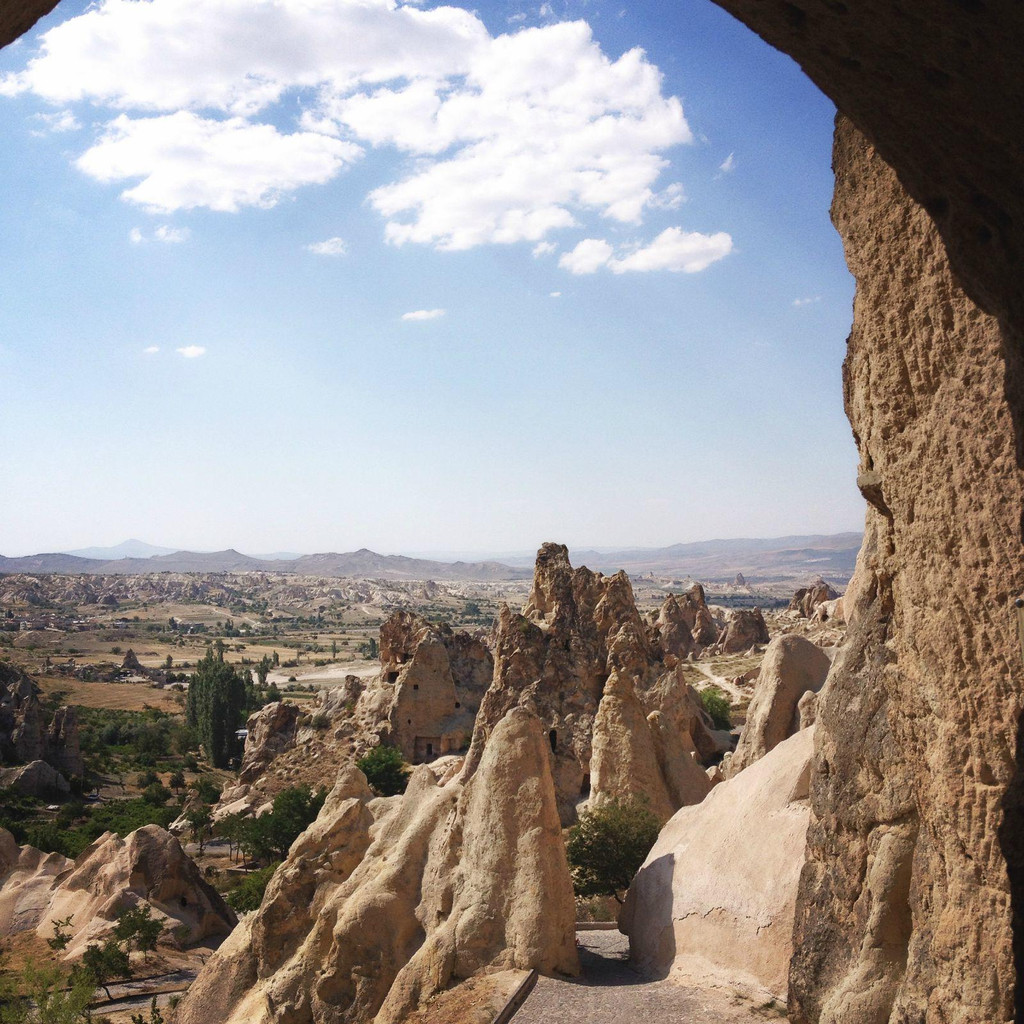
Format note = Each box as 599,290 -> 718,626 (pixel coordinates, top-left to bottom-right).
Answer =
174,707 -> 578,1024
0,759 -> 69,798
727,635 -> 831,776
713,608 -> 769,654
788,581 -> 840,620
621,727 -> 814,1002
0,663 -> 83,779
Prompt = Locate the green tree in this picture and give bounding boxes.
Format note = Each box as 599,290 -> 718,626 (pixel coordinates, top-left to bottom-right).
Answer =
356,745 -> 408,796
168,770 -> 185,794
565,797 -> 660,903
700,686 -> 732,730
225,862 -> 280,913
74,939 -> 130,1000
185,806 -> 213,854
186,647 -> 245,768
255,655 -> 272,687
113,905 -> 164,961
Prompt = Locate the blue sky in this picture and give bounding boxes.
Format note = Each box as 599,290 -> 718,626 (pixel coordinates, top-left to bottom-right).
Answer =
0,0 -> 862,557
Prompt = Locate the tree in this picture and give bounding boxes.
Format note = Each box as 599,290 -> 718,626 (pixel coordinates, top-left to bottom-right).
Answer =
186,806 -> 213,853
700,686 -> 732,730
565,797 -> 660,903
255,655 -> 272,687
75,939 -> 130,1000
113,904 -> 164,961
186,647 -> 245,768
356,746 -> 408,796
168,770 -> 185,794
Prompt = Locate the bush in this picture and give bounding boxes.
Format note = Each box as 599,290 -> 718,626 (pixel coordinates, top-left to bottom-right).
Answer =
142,783 -> 172,807
226,862 -> 280,913
565,797 -> 660,902
356,745 -> 408,796
700,686 -> 732,730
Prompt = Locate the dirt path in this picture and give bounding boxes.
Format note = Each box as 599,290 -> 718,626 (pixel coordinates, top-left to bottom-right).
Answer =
691,661 -> 746,701
514,931 -> 775,1024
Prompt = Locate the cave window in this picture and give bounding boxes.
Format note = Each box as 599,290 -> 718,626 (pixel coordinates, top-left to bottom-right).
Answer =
413,683 -> 419,691
580,774 -> 591,797
387,671 -> 399,684
549,729 -> 557,753
455,701 -> 461,708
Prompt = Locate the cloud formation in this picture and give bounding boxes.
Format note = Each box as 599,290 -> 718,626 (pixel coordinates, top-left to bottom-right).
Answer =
176,345 -> 206,358
306,236 -> 347,256
559,227 -> 732,275
3,0 -> 703,250
719,152 -> 736,174
143,345 -> 159,354
793,295 -> 821,307
401,308 -> 446,321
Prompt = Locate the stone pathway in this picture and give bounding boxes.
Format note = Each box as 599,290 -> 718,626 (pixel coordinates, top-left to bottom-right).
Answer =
514,931 -> 777,1024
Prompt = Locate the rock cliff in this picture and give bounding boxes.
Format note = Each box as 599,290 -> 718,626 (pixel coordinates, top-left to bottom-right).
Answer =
787,119 -> 1024,1023
174,707 -> 578,1024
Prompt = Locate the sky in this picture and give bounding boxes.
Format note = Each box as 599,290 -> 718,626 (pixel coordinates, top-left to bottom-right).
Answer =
0,0 -> 863,558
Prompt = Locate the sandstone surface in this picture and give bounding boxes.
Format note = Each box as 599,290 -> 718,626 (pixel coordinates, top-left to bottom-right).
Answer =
789,582 -> 840,620
0,825 -> 235,958
174,707 -> 578,1024
728,635 -> 831,777
0,758 -> 70,798
713,608 -> 769,654
621,727 -> 814,1002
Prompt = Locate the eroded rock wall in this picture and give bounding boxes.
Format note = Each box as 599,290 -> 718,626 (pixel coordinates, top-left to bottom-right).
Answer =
790,118 -> 1024,1023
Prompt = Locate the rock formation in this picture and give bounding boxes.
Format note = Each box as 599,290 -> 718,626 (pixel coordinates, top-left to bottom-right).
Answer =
727,635 -> 831,777
0,662 -> 83,780
174,707 -> 578,1024
788,581 -> 840,620
784,120 -> 1024,1023
713,607 -> 769,654
0,758 -> 70,798
465,544 -> 718,824
0,825 -> 235,958
0,1 -> 58,49
621,727 -> 815,1002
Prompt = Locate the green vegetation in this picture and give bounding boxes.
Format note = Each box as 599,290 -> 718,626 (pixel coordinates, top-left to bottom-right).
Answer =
700,686 -> 733,730
566,797 -> 660,903
218,784 -> 327,866
225,862 -> 280,913
186,647 -> 246,768
355,745 -> 408,796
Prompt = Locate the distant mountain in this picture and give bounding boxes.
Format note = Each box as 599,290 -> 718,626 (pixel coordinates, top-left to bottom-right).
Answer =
562,532 -> 863,582
64,539 -> 178,560
0,546 -> 532,581
0,533 -> 862,583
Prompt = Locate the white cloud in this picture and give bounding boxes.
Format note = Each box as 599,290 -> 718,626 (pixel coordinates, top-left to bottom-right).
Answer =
719,152 -> 736,174
549,291 -> 561,297
401,308 -> 446,321
793,295 -> 822,307
32,109 -> 79,133
559,227 -> 732,275
128,227 -> 144,244
154,224 -> 190,243
176,345 -> 206,358
143,345 -> 159,354
649,182 -> 685,209
306,236 -> 347,256
559,238 -> 613,274
532,241 -> 557,258
3,0 -> 698,246
609,226 -> 732,274
77,112 -> 359,213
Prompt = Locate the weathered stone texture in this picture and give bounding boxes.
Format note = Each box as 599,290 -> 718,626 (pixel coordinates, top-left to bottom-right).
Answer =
790,118 -> 1024,1024
0,1 -> 57,50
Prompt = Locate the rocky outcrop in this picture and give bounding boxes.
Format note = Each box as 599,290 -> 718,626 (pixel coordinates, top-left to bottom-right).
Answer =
713,607 -> 769,654
0,1 -> 58,49
0,759 -> 70,798
0,663 -> 83,780
727,635 -> 831,777
788,582 -> 840,620
0,825 -> 235,957
621,727 -> 814,1002
466,544 -> 718,824
174,707 -> 578,1024
361,611 -> 493,763
654,585 -> 719,659
785,120 -> 1024,1024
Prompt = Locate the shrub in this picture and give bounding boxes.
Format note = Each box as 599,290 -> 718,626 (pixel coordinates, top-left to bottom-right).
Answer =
142,783 -> 172,807
356,745 -> 408,796
226,862 -> 280,913
565,797 -> 660,902
700,686 -> 732,730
